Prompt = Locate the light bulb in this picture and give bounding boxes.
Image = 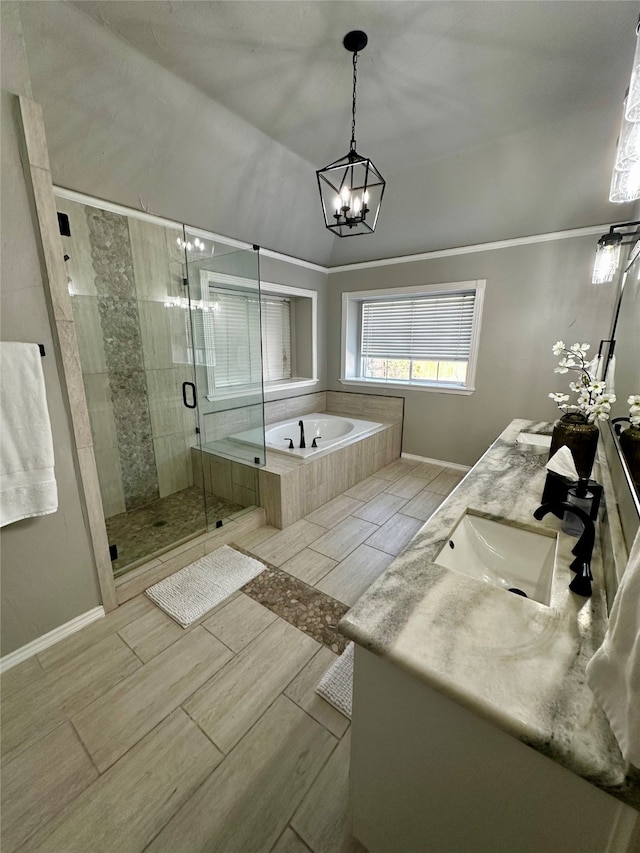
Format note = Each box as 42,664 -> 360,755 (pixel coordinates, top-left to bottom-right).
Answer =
592,242 -> 622,284
353,196 -> 362,214
341,186 -> 351,205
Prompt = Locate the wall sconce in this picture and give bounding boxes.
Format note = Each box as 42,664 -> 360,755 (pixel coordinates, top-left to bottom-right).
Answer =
592,220 -> 640,284
316,31 -> 385,237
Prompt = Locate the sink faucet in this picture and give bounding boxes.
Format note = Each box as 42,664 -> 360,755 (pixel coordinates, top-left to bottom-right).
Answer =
533,502 -> 595,597
298,420 -> 306,449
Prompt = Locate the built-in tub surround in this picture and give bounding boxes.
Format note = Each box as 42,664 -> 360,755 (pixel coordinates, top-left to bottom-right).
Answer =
193,391 -> 404,529
341,419 -> 640,811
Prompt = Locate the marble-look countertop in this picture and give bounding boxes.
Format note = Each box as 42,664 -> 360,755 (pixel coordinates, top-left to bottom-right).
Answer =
339,418 -> 640,810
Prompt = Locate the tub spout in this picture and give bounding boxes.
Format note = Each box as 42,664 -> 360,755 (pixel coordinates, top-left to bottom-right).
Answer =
298,420 -> 306,449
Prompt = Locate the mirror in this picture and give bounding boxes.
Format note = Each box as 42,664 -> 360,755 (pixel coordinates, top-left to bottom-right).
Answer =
605,246 -> 640,548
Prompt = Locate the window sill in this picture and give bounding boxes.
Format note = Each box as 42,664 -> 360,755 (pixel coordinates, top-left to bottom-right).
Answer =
339,378 -> 475,396
264,378 -> 319,395
206,377 -> 318,402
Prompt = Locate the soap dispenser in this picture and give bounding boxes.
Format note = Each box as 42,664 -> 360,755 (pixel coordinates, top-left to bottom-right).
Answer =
562,478 -> 594,536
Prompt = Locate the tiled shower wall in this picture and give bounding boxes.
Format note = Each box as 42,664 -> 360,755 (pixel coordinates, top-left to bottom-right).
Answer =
58,199 -> 197,517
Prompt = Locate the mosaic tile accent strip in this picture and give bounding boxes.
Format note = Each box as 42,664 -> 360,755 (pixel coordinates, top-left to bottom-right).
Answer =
87,208 -> 159,510
237,549 -> 349,653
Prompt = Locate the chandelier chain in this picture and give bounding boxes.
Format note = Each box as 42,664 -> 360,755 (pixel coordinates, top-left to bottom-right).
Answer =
350,51 -> 358,150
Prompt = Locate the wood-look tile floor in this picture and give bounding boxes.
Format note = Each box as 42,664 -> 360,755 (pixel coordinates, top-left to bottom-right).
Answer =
0,459 -> 462,853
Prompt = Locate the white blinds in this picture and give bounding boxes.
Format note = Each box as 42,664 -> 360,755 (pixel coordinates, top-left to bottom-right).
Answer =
210,291 -> 262,387
193,289 -> 292,391
360,290 -> 476,361
261,296 -> 292,382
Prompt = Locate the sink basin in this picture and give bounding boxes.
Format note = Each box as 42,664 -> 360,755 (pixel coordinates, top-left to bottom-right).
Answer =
515,432 -> 552,451
434,513 -> 557,605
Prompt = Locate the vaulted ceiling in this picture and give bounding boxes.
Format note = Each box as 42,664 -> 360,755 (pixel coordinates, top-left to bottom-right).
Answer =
35,2 -> 640,264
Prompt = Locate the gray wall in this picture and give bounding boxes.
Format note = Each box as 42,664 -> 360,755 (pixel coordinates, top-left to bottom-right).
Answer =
0,4 -> 101,655
328,234 -> 618,466
18,1 -> 335,267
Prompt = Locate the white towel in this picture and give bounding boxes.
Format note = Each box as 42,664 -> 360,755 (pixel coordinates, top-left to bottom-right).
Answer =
0,342 -> 58,527
586,528 -> 640,767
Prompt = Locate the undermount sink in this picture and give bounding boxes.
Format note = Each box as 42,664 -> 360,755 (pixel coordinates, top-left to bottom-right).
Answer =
516,432 -> 551,453
434,513 -> 557,605
515,432 -> 552,451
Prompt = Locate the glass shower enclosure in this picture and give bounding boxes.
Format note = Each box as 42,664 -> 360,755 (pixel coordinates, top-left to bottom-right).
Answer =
55,191 -> 265,577
183,226 -> 265,529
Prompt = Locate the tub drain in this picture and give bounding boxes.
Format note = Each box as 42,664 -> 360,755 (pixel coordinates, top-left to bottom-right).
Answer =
152,520 -> 167,528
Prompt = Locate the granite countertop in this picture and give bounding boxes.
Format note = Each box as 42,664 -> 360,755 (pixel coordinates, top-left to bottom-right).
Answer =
339,418 -> 640,810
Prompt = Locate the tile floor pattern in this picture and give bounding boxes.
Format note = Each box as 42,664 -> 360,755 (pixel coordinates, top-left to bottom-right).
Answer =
106,485 -> 246,576
0,458 -> 462,853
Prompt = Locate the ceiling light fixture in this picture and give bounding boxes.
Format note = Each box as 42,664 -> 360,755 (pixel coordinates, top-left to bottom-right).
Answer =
316,30 -> 385,237
592,220 -> 640,284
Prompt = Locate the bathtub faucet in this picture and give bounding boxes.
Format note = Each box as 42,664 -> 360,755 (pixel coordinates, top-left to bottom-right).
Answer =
298,420 -> 306,449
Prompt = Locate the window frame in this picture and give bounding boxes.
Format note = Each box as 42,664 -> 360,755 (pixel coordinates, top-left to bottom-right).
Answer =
198,273 -> 318,401
340,280 -> 485,395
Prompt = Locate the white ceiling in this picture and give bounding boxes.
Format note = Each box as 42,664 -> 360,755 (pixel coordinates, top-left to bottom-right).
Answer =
67,1 -> 638,264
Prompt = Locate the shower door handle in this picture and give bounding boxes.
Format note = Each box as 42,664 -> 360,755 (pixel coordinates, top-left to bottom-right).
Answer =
182,381 -> 197,409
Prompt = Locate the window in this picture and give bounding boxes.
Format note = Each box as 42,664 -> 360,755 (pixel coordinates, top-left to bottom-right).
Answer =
341,281 -> 485,394
189,273 -> 318,399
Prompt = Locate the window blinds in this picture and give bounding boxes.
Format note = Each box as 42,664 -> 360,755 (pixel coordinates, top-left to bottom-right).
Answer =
192,289 -> 292,390
360,290 -> 476,362
210,291 -> 262,387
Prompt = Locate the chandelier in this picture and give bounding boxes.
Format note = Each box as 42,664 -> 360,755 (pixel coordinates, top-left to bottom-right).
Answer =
316,31 -> 385,237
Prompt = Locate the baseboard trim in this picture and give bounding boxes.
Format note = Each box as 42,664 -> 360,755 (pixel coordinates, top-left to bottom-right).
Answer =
401,452 -> 471,472
0,606 -> 105,674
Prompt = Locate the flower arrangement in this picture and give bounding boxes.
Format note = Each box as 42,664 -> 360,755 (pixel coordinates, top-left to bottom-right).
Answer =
548,341 -> 616,422
628,395 -> 640,427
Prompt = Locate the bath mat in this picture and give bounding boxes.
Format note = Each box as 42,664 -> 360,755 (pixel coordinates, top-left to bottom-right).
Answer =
315,642 -> 354,718
145,545 -> 266,627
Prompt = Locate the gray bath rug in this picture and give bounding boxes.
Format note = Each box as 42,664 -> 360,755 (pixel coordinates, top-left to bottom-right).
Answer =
145,545 -> 265,627
315,642 -> 354,719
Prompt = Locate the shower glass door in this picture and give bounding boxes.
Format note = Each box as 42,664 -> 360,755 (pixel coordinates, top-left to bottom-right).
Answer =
55,193 -> 210,577
184,228 -> 265,530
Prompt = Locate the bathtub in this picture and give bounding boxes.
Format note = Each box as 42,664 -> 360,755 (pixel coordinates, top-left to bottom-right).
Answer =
233,413 -> 382,460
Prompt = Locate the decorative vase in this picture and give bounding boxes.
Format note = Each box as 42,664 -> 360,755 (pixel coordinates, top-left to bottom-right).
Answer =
548,412 -> 599,480
619,424 -> 640,488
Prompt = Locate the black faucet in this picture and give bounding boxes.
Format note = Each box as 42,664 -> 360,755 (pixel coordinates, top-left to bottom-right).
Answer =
533,502 -> 595,597
298,420 -> 306,449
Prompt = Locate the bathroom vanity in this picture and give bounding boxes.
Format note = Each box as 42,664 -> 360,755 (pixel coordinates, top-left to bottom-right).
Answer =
340,419 -> 640,853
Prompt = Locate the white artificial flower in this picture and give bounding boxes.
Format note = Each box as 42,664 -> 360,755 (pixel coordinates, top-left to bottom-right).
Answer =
554,366 -> 569,374
631,415 -> 640,427
548,393 -> 570,403
552,341 -> 565,356
569,342 -> 590,354
588,402 -> 611,422
596,393 -> 616,405
627,395 -> 640,406
630,404 -> 640,416
589,380 -> 606,394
